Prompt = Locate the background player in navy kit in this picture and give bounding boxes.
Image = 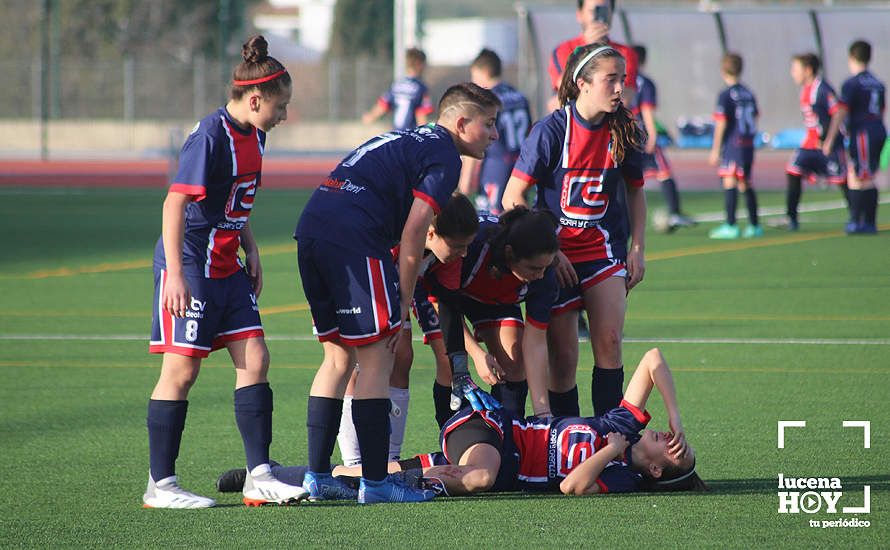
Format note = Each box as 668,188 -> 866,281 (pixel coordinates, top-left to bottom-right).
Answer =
336,193 -> 478,467
782,53 -> 848,231
294,83 -> 501,503
502,43 -> 647,420
426,208 -> 560,421
632,45 -> 695,232
458,49 -> 532,214
144,36 -> 306,509
708,53 -> 762,240
362,48 -> 434,131
823,40 -> 886,234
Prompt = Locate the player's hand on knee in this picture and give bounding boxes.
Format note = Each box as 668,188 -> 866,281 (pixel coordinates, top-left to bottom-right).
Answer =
473,352 -> 504,386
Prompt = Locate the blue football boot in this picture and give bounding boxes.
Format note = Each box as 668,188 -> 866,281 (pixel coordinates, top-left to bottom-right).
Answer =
302,471 -> 358,501
357,474 -> 439,504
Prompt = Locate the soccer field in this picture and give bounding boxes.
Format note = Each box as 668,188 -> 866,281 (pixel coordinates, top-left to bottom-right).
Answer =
1,186 -> 887,548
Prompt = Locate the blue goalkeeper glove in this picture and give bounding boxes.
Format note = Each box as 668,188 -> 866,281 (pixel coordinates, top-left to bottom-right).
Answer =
449,352 -> 501,412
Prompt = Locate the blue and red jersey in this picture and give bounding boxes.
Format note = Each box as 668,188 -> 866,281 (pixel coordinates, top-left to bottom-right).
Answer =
799,78 -> 843,150
548,36 -> 638,93
295,125 -> 462,259
378,76 -> 434,131
713,84 -> 759,148
510,400 -> 650,493
510,102 -> 644,264
486,82 -> 531,162
632,72 -> 657,118
153,107 -> 265,279
426,216 -> 558,329
840,70 -> 886,133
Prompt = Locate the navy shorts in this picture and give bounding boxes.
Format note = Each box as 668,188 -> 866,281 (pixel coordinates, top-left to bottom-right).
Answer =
641,146 -> 673,181
150,268 -> 263,358
480,153 -> 518,214
439,407 -> 520,492
786,147 -> 847,184
552,258 -> 626,315
411,283 -> 442,344
719,145 -> 754,182
848,125 -> 888,180
297,237 -> 401,346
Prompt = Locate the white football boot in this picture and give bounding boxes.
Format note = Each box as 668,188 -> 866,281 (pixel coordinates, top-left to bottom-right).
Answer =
242,464 -> 310,506
143,474 -> 216,509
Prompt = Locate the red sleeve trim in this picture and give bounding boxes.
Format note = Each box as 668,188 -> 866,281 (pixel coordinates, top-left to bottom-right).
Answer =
416,105 -> 435,115
376,97 -> 391,111
626,176 -> 645,188
829,101 -> 847,115
413,190 -> 442,214
595,478 -> 609,494
712,112 -> 727,121
510,169 -> 537,187
640,102 -> 656,111
620,399 -> 652,425
169,184 -> 206,201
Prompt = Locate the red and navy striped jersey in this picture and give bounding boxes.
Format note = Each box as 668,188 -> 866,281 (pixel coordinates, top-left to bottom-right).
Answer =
378,76 -> 434,131
548,36 -> 638,93
153,107 -> 266,279
840,70 -> 886,132
799,79 -> 843,150
295,124 -> 462,258
427,216 -> 558,328
511,103 -> 643,264
511,400 -> 650,493
713,84 -> 759,147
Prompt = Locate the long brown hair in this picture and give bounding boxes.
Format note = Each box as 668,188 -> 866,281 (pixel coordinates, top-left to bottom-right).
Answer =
558,42 -> 643,164
230,35 -> 292,100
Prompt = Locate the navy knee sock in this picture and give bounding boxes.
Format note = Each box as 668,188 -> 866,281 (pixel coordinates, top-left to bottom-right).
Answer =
592,366 -> 624,417
724,187 -> 738,225
548,386 -> 580,417
786,174 -> 802,222
848,189 -> 864,224
306,396 -> 343,474
661,178 -> 681,215
352,398 -> 391,481
147,399 -> 188,481
433,382 -> 454,428
491,380 -> 528,418
863,188 -> 878,225
234,382 -> 273,471
744,187 -> 759,226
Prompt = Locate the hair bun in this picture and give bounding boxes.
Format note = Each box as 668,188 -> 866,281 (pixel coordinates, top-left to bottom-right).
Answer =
242,35 -> 269,64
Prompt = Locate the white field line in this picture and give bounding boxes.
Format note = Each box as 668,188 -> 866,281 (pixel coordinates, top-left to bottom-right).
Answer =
686,197 -> 890,223
0,334 -> 888,346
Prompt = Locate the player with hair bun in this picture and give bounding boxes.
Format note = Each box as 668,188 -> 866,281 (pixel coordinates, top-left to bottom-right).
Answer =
144,35 -> 303,508
502,42 -> 647,421
294,82 -> 501,504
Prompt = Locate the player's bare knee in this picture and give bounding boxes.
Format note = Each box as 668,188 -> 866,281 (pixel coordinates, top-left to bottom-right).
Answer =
465,467 -> 496,492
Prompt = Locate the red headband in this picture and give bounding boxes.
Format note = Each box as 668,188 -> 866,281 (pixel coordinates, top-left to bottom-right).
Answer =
232,69 -> 287,87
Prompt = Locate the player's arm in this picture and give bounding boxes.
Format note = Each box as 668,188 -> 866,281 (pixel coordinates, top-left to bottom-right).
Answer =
625,183 -> 646,291
623,348 -> 688,459
362,100 -> 390,124
560,432 -> 629,495
161,191 -> 192,318
522,323 -> 551,417
501,176 -> 530,210
239,220 -> 263,298
821,104 -> 848,156
709,118 -> 727,166
640,106 -> 658,154
398,199 -> 437,329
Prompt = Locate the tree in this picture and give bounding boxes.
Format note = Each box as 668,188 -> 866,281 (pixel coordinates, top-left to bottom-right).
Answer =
328,0 -> 393,60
